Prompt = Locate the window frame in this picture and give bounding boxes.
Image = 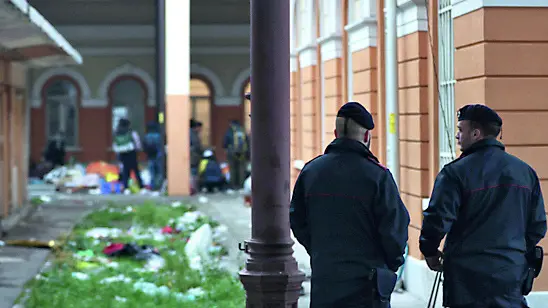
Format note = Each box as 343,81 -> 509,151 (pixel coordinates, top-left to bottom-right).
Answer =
44,78 -> 80,149
438,0 -> 457,169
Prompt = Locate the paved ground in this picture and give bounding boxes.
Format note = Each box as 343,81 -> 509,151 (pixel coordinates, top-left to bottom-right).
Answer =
191,191 -> 428,308
0,199 -> 95,308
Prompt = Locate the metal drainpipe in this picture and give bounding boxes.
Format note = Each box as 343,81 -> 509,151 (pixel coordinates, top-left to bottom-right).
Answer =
155,0 -> 166,180
385,0 -> 400,186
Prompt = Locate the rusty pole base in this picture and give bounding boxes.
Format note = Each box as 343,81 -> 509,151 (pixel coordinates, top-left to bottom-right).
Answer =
239,239 -> 306,307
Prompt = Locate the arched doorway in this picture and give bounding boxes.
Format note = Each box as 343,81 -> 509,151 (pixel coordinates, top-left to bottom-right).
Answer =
44,78 -> 79,148
243,80 -> 251,133
109,77 -> 147,138
190,78 -> 212,147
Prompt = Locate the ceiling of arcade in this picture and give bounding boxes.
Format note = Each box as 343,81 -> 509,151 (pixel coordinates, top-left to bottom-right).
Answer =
27,0 -> 250,53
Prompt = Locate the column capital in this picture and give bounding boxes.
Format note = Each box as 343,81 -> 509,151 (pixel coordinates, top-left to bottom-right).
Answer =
453,0 -> 548,19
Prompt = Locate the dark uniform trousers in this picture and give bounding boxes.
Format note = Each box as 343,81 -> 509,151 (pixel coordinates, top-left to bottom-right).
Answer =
310,277 -> 391,308
449,295 -> 528,308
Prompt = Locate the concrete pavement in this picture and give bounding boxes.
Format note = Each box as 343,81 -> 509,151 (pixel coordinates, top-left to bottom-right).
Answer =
0,200 -> 95,308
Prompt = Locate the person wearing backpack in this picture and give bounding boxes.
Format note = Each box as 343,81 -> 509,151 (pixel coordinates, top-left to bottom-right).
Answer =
197,149 -> 226,193
143,121 -> 163,191
113,118 -> 146,194
223,119 -> 249,189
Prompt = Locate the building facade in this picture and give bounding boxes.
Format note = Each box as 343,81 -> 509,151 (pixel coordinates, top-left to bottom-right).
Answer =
28,0 -> 252,165
0,0 -> 80,227
289,0 -> 548,304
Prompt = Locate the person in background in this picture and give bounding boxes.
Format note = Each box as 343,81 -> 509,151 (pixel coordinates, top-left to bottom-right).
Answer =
43,130 -> 66,168
223,119 -> 249,189
113,118 -> 147,195
197,149 -> 226,193
190,119 -> 203,177
143,121 -> 164,191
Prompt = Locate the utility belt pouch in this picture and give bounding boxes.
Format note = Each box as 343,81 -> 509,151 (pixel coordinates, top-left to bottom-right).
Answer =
372,268 -> 398,302
522,246 -> 544,295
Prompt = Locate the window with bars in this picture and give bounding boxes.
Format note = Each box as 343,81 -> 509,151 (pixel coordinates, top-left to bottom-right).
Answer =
45,79 -> 79,147
438,0 -> 456,170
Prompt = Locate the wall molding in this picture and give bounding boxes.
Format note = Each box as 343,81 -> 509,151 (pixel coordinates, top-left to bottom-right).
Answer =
231,67 -> 250,97
345,17 -> 377,52
98,64 -> 156,107
190,63 -> 226,97
452,0 -> 548,19
297,44 -> 317,68
192,47 -> 249,55
77,47 -> 249,57
215,96 -> 241,106
56,24 -> 250,41
31,67 -> 92,108
397,0 -> 428,37
290,54 -> 298,72
317,33 -> 343,61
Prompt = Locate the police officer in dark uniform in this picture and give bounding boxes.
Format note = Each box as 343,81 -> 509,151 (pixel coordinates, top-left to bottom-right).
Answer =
420,104 -> 547,308
290,102 -> 410,307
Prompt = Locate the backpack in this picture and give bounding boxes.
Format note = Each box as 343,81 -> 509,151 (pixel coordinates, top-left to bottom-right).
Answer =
113,132 -> 135,153
144,133 -> 161,158
231,127 -> 248,155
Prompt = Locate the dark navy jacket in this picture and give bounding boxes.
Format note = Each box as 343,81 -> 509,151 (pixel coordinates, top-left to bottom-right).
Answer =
420,138 -> 547,306
290,138 -> 410,306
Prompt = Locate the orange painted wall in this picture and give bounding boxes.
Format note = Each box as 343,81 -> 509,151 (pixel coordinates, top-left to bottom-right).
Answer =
290,70 -> 299,187
454,7 -> 548,290
397,31 -> 431,259
300,65 -> 319,162
351,48 -> 379,155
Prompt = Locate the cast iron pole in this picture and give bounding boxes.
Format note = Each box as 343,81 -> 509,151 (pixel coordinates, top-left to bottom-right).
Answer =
239,0 -> 305,306
155,0 -> 166,179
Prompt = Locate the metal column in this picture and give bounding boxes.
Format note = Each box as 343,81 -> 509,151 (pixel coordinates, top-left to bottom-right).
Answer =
155,0 -> 166,180
239,0 -> 305,306
385,0 -> 400,186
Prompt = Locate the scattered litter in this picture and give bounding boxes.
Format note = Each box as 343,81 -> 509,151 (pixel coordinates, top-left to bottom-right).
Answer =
86,228 -> 123,239
198,196 -> 208,204
185,224 -> 213,270
144,255 -> 166,272
26,206 -> 231,305
115,296 -> 127,302
72,272 -> 90,280
100,274 -> 132,284
40,195 -> 52,203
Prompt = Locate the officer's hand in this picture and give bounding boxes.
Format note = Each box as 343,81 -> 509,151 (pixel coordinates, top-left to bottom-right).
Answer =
425,250 -> 443,272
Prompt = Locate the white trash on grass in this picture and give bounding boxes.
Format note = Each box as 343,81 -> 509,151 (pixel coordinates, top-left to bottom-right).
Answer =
71,272 -> 90,280
133,281 -> 205,302
85,227 -> 123,239
184,224 -> 213,270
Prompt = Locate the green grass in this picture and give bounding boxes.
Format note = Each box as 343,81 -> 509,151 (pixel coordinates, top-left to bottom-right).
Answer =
22,201 -> 244,308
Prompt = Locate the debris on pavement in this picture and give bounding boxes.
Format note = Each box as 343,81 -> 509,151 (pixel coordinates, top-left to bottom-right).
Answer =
22,202 -> 242,307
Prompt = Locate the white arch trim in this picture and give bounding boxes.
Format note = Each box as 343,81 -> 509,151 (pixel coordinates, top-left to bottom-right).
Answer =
31,67 -> 92,108
98,64 -> 156,107
190,63 -> 225,97
230,67 -> 250,97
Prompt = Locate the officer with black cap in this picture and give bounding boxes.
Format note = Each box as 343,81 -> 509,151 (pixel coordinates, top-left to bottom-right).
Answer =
290,102 -> 410,307
420,104 -> 547,308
